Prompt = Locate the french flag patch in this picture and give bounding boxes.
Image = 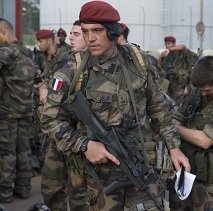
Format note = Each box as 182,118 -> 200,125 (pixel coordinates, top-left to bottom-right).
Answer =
52,76 -> 63,91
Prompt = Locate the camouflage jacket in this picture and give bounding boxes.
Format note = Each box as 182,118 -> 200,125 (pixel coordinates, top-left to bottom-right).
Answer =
160,49 -> 192,102
57,42 -> 71,53
41,45 -> 181,154
173,84 -> 213,139
0,41 -> 36,118
38,47 -> 70,87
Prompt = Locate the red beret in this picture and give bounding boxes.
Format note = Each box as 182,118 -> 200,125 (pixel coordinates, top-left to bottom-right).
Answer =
79,1 -> 120,23
36,29 -> 53,39
57,28 -> 67,37
120,23 -> 127,33
164,36 -> 176,42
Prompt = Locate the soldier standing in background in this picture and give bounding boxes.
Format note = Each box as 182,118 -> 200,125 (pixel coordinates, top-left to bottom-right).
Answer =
67,20 -> 89,211
158,36 -> 193,104
57,28 -> 71,52
40,1 -> 190,210
69,20 -> 87,52
170,56 -> 213,211
0,18 -> 36,203
34,29 -> 70,211
117,22 -> 130,45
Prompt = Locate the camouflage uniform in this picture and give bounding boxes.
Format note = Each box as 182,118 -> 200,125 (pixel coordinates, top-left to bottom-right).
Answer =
34,47 -> 73,210
160,49 -> 194,103
57,42 -> 71,53
170,84 -> 213,211
0,41 -> 36,200
41,44 -> 181,211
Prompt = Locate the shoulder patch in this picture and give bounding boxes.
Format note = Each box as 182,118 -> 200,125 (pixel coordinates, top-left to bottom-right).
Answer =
52,76 -> 63,91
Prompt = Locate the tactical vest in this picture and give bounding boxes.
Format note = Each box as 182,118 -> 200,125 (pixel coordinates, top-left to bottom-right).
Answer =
181,88 -> 213,183
39,48 -> 69,83
70,45 -> 162,166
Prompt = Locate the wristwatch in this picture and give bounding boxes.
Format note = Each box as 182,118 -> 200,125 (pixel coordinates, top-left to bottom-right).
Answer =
79,139 -> 90,153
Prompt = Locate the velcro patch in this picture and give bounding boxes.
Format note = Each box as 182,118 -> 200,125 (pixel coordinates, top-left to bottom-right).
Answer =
52,76 -> 63,91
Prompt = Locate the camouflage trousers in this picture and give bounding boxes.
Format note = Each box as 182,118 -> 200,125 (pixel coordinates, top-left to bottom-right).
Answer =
0,115 -> 32,198
31,105 -> 50,176
41,140 -> 88,211
84,163 -> 164,211
170,179 -> 213,211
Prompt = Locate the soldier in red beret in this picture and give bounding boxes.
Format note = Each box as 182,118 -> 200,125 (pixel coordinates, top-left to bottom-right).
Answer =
158,35 -> 197,103
34,28 -> 71,211
164,36 -> 176,43
36,29 -> 54,40
40,1 -> 190,211
57,28 -> 71,52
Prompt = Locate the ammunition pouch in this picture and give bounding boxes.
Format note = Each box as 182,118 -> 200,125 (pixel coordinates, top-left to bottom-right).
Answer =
69,153 -> 86,187
0,77 -> 4,97
181,142 -> 213,183
144,141 -> 173,174
144,142 -> 157,165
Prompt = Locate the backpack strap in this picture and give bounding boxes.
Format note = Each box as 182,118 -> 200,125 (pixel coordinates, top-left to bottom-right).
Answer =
67,50 -> 91,102
117,49 -> 149,166
74,51 -> 83,91
125,44 -> 147,78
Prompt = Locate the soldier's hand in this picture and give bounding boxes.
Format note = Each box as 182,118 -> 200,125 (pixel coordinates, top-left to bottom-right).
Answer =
85,141 -> 120,165
161,49 -> 170,57
170,148 -> 191,172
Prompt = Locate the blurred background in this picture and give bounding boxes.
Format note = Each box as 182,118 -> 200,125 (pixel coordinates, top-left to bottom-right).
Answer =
0,0 -> 212,56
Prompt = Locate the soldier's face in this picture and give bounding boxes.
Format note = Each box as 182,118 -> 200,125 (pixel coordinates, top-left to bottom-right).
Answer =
37,39 -> 50,52
58,34 -> 66,44
165,41 -> 175,49
69,25 -> 87,52
200,85 -> 213,96
81,23 -> 114,59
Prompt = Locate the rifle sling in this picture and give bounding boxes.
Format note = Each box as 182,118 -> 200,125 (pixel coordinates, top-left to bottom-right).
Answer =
117,51 -> 149,166
67,50 -> 91,100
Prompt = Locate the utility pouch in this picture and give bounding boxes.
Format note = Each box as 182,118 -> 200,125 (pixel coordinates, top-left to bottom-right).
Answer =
69,153 -> 86,188
0,77 -> 3,97
208,153 -> 213,184
181,142 -> 198,175
161,153 -> 173,174
195,151 -> 208,182
144,142 -> 156,165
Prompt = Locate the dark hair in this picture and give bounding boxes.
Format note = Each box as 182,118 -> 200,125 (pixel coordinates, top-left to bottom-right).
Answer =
122,26 -> 130,40
73,20 -> 81,26
0,18 -> 13,31
191,56 -> 213,87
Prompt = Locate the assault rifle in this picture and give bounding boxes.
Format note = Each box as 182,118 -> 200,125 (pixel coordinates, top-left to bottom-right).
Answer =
63,91 -> 164,210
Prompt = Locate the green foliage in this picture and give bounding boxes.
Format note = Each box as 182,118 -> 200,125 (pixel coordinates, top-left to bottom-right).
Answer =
22,0 -> 40,44
23,34 -> 37,46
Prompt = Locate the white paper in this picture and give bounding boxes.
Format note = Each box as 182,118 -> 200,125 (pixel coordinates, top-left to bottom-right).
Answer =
174,166 -> 196,200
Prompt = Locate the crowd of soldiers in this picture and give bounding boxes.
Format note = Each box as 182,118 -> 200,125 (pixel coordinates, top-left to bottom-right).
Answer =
0,1 -> 212,211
